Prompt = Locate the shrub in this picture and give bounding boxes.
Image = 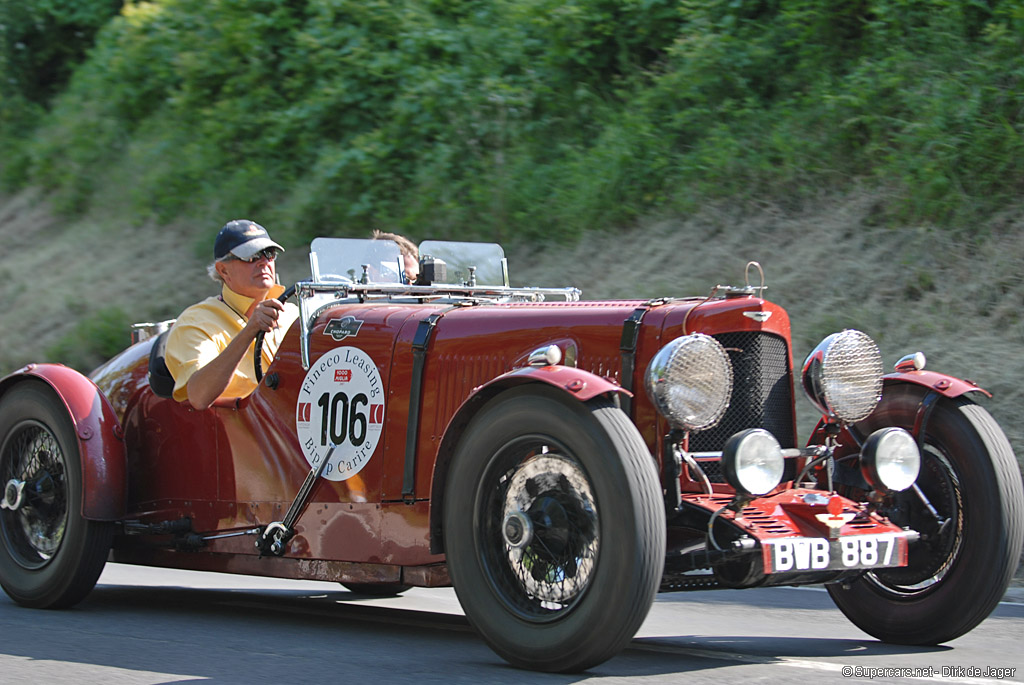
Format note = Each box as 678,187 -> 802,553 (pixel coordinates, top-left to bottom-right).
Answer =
8,0 -> 1024,237
46,306 -> 133,373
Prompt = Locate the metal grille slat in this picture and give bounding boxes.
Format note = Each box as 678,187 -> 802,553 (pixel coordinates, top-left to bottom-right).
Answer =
689,332 -> 794,482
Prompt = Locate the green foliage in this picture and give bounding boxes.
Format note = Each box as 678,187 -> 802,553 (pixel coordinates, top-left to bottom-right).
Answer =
506,0 -> 683,90
0,0 -> 123,185
46,306 -> 133,373
0,0 -> 123,105
634,0 -> 1024,222
3,0 -> 1024,239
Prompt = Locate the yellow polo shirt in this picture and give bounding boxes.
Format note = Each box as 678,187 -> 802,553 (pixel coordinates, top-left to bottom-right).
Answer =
165,284 -> 299,403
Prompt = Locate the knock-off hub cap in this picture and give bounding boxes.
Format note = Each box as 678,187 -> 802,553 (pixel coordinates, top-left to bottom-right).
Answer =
501,452 -> 599,605
1,479 -> 25,511
502,510 -> 533,548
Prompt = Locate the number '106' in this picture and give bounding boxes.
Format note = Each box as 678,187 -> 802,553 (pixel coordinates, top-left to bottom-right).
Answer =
318,392 -> 368,447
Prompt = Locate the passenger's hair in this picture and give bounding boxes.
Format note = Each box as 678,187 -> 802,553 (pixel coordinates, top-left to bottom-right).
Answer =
372,229 -> 419,258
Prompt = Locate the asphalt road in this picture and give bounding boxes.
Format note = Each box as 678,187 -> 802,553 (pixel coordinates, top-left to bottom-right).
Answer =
0,563 -> 1020,684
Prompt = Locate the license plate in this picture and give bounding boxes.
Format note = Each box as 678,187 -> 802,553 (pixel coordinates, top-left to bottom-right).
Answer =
763,533 -> 906,573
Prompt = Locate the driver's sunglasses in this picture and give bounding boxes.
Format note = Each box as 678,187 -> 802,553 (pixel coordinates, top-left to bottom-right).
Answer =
230,247 -> 279,263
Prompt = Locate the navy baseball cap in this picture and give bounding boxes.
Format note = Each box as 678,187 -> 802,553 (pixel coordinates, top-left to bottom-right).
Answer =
214,219 -> 284,260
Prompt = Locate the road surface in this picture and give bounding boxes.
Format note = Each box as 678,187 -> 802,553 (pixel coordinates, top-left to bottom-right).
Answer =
0,563 -> 1019,684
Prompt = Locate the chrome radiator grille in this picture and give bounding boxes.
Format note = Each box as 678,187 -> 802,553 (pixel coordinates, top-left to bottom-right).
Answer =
688,332 -> 795,463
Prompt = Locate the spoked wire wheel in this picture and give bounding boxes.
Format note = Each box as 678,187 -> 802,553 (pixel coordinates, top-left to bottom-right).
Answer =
0,382 -> 113,608
483,443 -> 599,620
0,419 -> 69,570
827,387 -> 1023,644
444,387 -> 664,672
864,444 -> 962,595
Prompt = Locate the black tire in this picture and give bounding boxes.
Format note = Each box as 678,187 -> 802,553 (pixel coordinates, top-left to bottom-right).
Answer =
0,382 -> 113,608
827,386 -> 1024,644
341,582 -> 411,596
443,386 -> 665,673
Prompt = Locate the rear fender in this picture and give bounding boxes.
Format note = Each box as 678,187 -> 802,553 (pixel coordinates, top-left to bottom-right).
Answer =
427,366 -> 628,554
0,364 -> 126,521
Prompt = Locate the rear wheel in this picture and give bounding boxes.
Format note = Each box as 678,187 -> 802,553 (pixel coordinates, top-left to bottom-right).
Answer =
443,387 -> 664,672
0,382 -> 113,608
828,386 -> 1024,644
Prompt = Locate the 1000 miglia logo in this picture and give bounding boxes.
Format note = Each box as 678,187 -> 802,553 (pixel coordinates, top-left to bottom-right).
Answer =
295,347 -> 384,481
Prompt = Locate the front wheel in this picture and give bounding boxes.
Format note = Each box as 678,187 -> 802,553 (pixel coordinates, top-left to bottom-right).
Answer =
0,382 -> 113,608
443,387 -> 665,672
828,387 -> 1024,644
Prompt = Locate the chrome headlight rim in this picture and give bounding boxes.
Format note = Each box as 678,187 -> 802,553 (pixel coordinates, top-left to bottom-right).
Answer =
802,329 -> 884,424
861,427 -> 921,493
722,428 -> 785,497
644,333 -> 733,432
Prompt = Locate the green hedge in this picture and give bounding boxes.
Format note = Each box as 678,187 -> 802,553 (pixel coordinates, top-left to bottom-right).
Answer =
2,0 -> 1022,243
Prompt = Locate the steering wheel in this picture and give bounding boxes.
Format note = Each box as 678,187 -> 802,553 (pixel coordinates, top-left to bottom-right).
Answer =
254,284 -> 296,384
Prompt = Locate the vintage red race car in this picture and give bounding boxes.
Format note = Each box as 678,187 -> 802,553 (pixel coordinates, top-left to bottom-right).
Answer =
0,238 -> 1020,672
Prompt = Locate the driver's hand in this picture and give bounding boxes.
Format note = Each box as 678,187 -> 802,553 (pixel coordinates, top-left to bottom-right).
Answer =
247,298 -> 285,334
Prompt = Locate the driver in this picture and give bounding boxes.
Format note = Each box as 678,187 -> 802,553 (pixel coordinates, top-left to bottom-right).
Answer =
165,219 -> 299,409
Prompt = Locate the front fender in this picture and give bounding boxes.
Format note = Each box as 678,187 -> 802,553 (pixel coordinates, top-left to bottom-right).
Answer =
492,365 -> 630,402
0,364 -> 126,521
427,365 -> 629,553
882,369 -> 990,399
807,370 -> 990,449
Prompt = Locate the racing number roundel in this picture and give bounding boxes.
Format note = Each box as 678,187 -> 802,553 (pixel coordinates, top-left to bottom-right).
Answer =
296,347 -> 384,481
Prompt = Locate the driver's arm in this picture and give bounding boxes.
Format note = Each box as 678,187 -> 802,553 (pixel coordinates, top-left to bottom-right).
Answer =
184,298 -> 284,410
165,298 -> 285,410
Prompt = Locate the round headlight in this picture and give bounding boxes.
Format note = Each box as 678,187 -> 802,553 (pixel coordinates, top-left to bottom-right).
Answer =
861,427 -> 920,493
644,334 -> 732,431
722,429 -> 785,497
801,329 -> 883,423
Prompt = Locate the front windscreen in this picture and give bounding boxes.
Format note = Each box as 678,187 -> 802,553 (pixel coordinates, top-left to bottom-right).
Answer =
418,241 -> 506,286
308,238 -> 506,286
310,238 -> 403,284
